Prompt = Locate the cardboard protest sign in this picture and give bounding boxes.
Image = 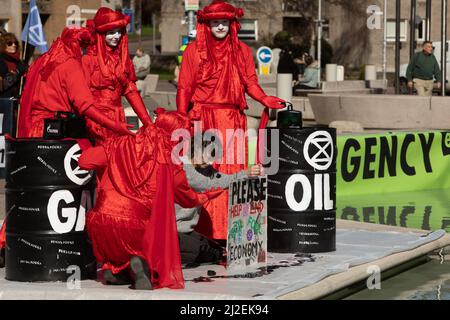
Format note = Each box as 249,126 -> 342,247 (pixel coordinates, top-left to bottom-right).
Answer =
227,177 -> 268,270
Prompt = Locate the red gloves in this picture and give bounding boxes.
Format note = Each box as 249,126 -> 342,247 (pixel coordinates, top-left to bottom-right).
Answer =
84,106 -> 134,136
261,96 -> 285,109
247,84 -> 285,109
125,90 -> 153,128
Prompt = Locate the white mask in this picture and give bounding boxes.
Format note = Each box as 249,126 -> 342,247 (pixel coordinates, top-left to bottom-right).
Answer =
209,20 -> 230,39
105,28 -> 122,47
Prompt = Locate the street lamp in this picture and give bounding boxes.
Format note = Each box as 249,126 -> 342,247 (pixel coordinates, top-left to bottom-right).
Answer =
317,0 -> 322,85
441,0 -> 447,96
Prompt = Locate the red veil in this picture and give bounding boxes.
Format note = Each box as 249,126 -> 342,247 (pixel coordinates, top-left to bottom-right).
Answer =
86,7 -> 136,85
195,0 -> 248,109
17,27 -> 93,138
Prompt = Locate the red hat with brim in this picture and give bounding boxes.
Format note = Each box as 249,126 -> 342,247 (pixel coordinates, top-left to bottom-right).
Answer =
94,7 -> 130,33
197,0 -> 244,22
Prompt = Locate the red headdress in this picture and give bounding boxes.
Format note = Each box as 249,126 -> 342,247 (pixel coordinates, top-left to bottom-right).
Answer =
195,1 -> 247,86
17,26 -> 93,138
38,27 -> 93,81
86,7 -> 134,82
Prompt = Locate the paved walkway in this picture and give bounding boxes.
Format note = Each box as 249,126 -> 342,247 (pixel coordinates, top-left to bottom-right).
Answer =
0,221 -> 448,300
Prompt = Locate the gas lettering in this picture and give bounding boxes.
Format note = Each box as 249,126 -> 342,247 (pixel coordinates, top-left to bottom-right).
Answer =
47,190 -> 92,234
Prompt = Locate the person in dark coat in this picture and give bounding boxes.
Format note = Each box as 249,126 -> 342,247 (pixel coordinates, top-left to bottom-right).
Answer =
277,48 -> 299,82
0,33 -> 28,98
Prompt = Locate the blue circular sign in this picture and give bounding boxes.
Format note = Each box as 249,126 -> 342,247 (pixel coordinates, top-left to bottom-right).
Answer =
257,46 -> 273,64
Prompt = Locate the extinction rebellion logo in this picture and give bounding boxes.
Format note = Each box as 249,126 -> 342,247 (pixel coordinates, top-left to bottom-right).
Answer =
64,144 -> 93,186
304,130 -> 334,171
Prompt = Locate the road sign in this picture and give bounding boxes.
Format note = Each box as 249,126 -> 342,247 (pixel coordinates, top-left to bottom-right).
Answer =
185,0 -> 200,11
257,46 -> 273,64
257,46 -> 273,75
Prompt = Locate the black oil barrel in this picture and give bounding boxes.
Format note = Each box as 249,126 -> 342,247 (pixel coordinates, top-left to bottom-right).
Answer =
265,127 -> 337,253
4,138 -> 96,282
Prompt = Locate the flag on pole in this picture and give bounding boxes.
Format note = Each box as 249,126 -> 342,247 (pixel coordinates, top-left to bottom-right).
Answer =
21,0 -> 48,54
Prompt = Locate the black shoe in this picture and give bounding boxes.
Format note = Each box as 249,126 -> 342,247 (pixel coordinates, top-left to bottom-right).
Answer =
179,232 -> 224,265
197,241 -> 223,264
0,248 -> 5,268
103,269 -> 132,286
130,256 -> 153,290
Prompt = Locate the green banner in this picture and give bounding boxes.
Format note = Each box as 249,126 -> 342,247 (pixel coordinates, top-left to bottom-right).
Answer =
248,130 -> 450,231
337,131 -> 450,196
337,189 -> 450,232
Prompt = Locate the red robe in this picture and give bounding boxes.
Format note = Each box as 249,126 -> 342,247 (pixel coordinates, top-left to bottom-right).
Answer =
17,58 -> 95,138
81,50 -> 137,145
79,125 -> 211,289
0,221 -> 5,249
177,38 -> 265,240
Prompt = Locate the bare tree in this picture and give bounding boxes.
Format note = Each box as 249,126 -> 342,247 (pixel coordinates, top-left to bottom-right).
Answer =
142,0 -> 161,25
283,0 -> 371,67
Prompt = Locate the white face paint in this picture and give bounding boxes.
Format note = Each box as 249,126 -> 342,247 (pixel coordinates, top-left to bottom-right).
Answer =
105,28 -> 122,47
209,19 -> 230,39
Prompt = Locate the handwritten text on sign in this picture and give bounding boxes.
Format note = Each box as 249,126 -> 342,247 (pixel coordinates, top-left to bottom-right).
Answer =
227,177 -> 268,270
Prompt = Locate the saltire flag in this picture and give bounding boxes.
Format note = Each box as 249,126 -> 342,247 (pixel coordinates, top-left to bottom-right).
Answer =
21,0 -> 48,54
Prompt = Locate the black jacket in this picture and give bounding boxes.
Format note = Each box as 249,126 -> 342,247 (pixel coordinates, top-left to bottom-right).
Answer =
277,51 -> 299,81
0,53 -> 28,98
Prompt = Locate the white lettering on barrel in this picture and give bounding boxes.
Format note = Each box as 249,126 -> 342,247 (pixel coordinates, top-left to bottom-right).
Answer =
285,174 -> 311,211
47,190 -> 91,234
314,174 -> 323,210
324,173 -> 333,210
75,190 -> 92,232
47,190 -> 77,234
285,174 -> 334,211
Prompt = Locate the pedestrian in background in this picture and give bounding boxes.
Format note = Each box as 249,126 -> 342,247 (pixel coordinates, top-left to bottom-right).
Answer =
172,30 -> 197,88
133,47 -> 151,80
0,33 -> 28,98
277,48 -> 299,96
294,52 -> 309,76
294,55 -> 319,90
406,41 -> 442,96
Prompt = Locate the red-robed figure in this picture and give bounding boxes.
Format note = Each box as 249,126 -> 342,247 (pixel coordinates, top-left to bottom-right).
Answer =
79,109 -> 219,290
0,27 -> 133,265
177,0 -> 285,240
16,27 -> 132,138
82,7 -> 152,145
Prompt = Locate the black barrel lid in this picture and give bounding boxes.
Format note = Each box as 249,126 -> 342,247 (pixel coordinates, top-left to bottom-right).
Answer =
277,102 -> 303,128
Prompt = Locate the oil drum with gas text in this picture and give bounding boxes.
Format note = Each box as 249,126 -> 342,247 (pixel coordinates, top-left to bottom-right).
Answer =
4,137 -> 96,282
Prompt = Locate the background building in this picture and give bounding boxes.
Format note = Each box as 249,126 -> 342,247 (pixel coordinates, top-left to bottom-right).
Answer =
0,0 -> 22,36
0,0 -> 448,78
160,0 -> 450,76
0,1 -> 135,49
